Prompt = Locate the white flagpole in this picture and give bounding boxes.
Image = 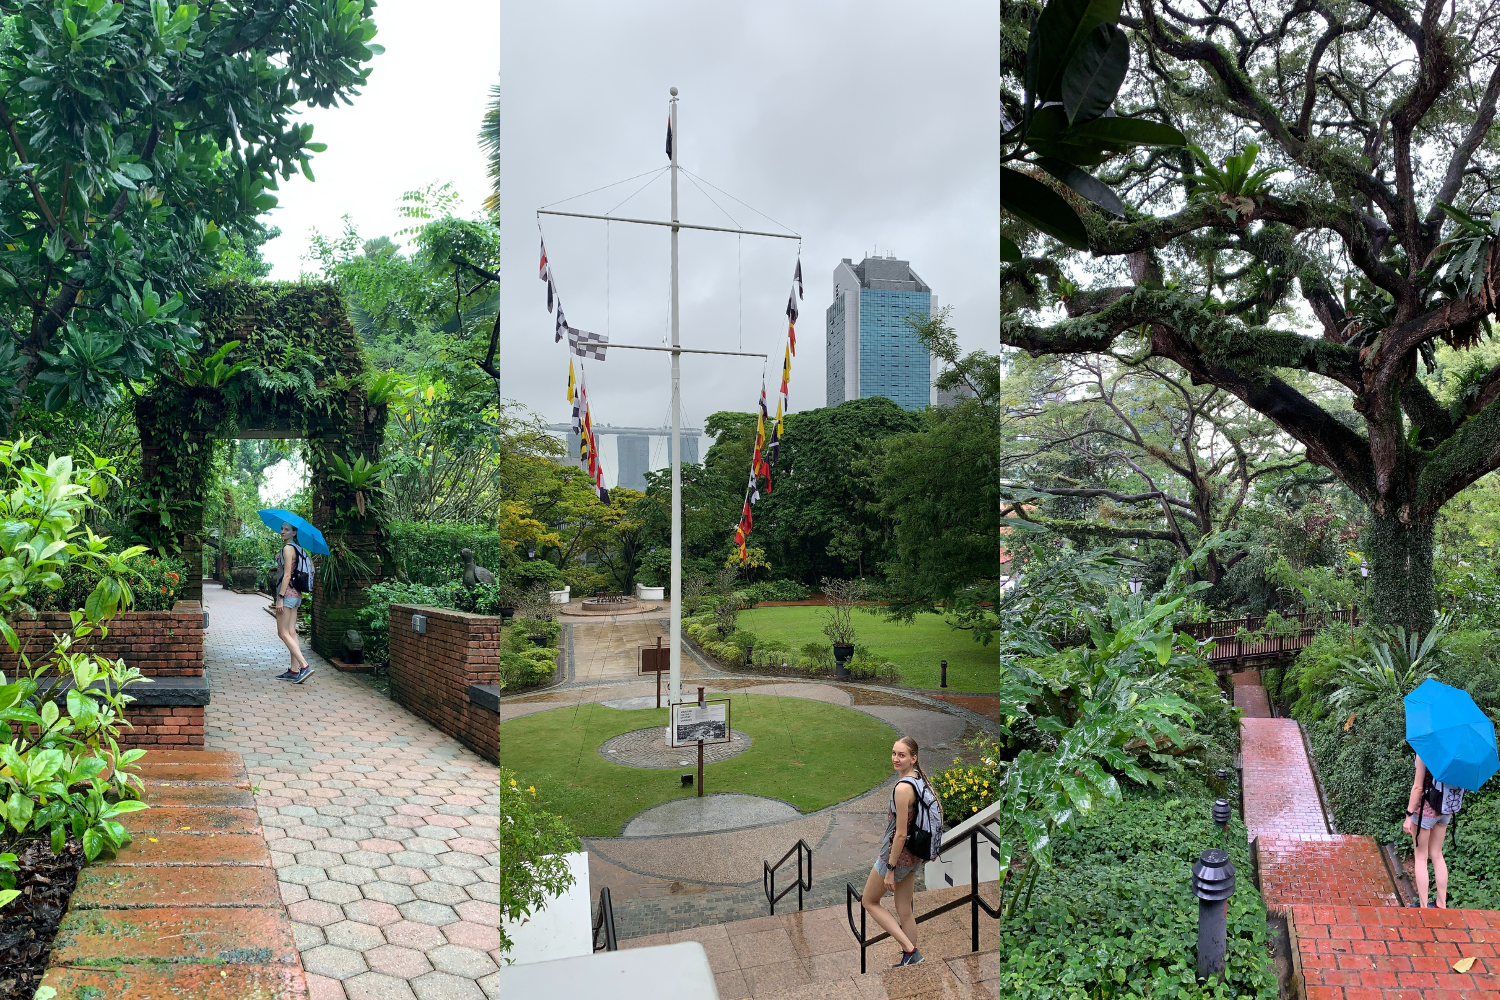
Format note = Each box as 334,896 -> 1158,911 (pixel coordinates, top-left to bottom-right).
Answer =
668,87 -> 683,711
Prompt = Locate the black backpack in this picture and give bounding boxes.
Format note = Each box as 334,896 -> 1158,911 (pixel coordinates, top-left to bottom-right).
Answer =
289,544 -> 314,594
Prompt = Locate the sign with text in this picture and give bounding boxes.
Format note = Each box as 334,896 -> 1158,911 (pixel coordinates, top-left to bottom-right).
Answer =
669,699 -> 730,748
639,644 -> 669,675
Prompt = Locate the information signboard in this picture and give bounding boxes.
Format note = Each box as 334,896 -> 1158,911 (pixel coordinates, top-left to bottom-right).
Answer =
669,699 -> 730,748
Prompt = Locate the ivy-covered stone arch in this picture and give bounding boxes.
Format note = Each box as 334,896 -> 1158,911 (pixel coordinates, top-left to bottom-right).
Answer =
133,281 -> 389,660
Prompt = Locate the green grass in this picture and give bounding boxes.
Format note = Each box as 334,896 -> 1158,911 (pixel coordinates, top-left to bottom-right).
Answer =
498,694 -> 897,836
737,606 -> 1000,692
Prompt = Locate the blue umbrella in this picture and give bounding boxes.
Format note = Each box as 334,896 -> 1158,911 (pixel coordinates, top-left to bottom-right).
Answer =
1405,677 -> 1499,791
256,509 -> 330,556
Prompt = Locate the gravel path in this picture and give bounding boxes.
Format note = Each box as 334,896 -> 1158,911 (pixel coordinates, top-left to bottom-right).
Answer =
202,582 -> 502,1000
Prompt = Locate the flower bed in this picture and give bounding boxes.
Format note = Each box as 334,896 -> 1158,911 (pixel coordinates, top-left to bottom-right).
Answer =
388,604 -> 504,763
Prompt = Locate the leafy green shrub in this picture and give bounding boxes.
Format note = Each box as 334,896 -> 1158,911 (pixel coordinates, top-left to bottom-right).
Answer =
1307,693 -> 1412,842
500,646 -> 557,690
1276,623 -> 1363,719
512,559 -> 564,591
498,768 -> 581,956
743,579 -> 809,603
0,441 -> 171,867
510,617 -> 560,649
1000,780 -> 1275,999
385,521 -> 517,585
355,580 -> 468,667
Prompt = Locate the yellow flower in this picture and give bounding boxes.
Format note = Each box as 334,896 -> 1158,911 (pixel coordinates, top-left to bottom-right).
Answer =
509,778 -> 517,786
528,786 -> 535,793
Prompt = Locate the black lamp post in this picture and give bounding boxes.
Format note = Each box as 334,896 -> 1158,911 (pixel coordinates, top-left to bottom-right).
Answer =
1193,848 -> 1236,982
940,660 -> 948,688
745,644 -> 754,668
1212,798 -> 1232,834
1129,577 -> 1144,595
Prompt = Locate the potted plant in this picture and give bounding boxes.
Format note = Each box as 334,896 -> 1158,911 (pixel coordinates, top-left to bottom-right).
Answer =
820,577 -> 867,677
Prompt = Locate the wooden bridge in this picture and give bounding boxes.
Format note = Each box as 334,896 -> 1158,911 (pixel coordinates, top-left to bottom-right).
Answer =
1184,607 -> 1360,668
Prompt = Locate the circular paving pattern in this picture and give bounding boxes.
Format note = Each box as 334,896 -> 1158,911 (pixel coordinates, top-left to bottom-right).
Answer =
599,726 -> 753,768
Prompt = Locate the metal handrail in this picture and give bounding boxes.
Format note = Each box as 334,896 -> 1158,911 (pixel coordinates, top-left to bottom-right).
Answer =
591,886 -> 618,952
844,824 -> 1002,974
764,839 -> 813,915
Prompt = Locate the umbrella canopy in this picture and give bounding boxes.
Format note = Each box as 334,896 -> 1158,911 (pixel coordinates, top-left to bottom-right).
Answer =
256,509 -> 330,556
1405,677 -> 1499,791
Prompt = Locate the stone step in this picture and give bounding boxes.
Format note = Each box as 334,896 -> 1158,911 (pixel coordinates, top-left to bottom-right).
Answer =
619,882 -> 1000,1000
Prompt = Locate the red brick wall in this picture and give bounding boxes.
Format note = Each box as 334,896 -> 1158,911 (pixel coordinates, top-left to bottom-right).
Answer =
0,601 -> 205,677
119,705 -> 205,749
388,605 -> 501,763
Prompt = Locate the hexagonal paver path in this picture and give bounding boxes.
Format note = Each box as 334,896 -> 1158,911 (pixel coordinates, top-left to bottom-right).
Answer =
203,582 -> 500,1000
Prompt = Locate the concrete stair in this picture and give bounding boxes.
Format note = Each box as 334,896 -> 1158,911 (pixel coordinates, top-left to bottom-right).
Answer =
619,882 -> 1000,1000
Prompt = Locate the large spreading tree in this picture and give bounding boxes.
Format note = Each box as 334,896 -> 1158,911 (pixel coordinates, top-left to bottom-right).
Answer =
0,0 -> 382,418
1003,0 -> 1500,629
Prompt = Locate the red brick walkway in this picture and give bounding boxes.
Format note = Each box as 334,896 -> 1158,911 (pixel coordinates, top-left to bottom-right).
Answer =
1242,718 -> 1331,838
1232,677 -> 1474,996
1293,904 -> 1500,999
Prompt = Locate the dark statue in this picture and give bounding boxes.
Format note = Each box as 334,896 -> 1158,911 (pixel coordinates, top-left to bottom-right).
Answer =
461,548 -> 496,589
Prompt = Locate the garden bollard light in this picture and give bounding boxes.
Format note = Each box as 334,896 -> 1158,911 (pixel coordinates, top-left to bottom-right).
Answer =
940,660 -> 948,688
1194,848 -> 1236,983
1213,798 -> 1232,834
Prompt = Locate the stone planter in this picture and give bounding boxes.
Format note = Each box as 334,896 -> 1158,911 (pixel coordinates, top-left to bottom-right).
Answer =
549,586 -> 571,604
635,584 -> 665,601
230,565 -> 258,592
833,642 -> 854,678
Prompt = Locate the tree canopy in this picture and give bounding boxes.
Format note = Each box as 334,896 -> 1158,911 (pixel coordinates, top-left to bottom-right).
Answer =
1002,0 -> 1500,629
0,0 -> 381,419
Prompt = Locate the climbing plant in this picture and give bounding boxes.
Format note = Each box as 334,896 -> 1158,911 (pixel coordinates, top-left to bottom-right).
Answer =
131,281 -> 388,658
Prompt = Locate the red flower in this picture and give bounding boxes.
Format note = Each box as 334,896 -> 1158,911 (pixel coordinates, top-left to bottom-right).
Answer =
169,572 -> 179,582
160,586 -> 166,593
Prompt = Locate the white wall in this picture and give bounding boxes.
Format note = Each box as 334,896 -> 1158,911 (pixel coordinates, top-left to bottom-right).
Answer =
500,851 -> 595,966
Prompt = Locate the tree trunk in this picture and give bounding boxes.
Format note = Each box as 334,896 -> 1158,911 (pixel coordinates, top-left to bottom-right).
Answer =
1365,511 -> 1435,633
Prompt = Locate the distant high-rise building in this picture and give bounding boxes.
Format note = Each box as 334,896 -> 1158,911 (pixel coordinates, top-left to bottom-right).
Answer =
616,434 -> 650,491
826,255 -> 937,411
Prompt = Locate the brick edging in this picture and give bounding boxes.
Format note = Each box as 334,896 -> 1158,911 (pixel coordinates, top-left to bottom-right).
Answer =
41,749 -> 308,997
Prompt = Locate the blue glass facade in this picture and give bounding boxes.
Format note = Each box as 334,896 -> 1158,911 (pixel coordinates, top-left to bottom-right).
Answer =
858,289 -> 932,411
826,295 -> 847,406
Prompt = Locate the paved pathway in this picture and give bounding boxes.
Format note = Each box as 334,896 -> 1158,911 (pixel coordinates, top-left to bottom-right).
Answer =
202,583 -> 502,1000
1225,674 -> 1500,999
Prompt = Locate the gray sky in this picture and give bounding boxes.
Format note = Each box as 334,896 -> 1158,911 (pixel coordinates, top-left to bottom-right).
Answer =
261,0 -> 500,279
500,0 -> 998,483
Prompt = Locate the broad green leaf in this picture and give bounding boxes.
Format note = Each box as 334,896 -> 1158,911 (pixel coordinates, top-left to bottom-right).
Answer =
0,888 -> 17,909
1035,157 -> 1125,217
1001,235 -> 1022,263
1032,0 -> 1125,104
1002,168 -> 1089,250
82,825 -> 102,860
1061,23 -> 1129,125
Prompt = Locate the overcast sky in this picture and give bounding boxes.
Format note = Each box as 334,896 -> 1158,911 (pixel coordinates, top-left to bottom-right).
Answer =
260,1 -> 997,488
260,0 -> 499,279
500,1 -> 998,484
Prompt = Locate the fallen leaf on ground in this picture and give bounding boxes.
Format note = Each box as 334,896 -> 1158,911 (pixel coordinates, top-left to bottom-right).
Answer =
1455,957 -> 1477,973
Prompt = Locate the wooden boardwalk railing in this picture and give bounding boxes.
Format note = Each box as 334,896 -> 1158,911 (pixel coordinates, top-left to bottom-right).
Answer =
1184,608 -> 1360,664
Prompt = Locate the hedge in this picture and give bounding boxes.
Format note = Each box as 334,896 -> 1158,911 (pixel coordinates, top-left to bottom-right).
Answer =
385,521 -> 517,585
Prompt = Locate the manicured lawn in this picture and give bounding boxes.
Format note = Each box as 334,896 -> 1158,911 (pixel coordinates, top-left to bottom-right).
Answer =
498,694 -> 897,836
738,606 -> 1000,692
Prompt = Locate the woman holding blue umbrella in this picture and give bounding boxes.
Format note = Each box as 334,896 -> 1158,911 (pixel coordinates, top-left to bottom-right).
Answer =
1403,678 -> 1500,908
259,509 -> 328,685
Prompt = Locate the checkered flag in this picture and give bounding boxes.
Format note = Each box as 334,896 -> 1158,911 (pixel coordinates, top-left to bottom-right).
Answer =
567,326 -> 609,360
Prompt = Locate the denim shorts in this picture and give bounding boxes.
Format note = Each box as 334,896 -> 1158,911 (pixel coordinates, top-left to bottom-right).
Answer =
1420,812 -> 1452,830
875,857 -> 919,882
280,594 -> 302,609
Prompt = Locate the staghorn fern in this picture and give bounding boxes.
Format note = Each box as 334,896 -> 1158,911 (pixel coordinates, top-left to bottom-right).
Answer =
1328,613 -> 1452,712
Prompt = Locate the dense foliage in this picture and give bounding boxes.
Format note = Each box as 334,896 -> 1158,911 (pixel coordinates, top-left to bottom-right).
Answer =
498,768 -> 580,956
